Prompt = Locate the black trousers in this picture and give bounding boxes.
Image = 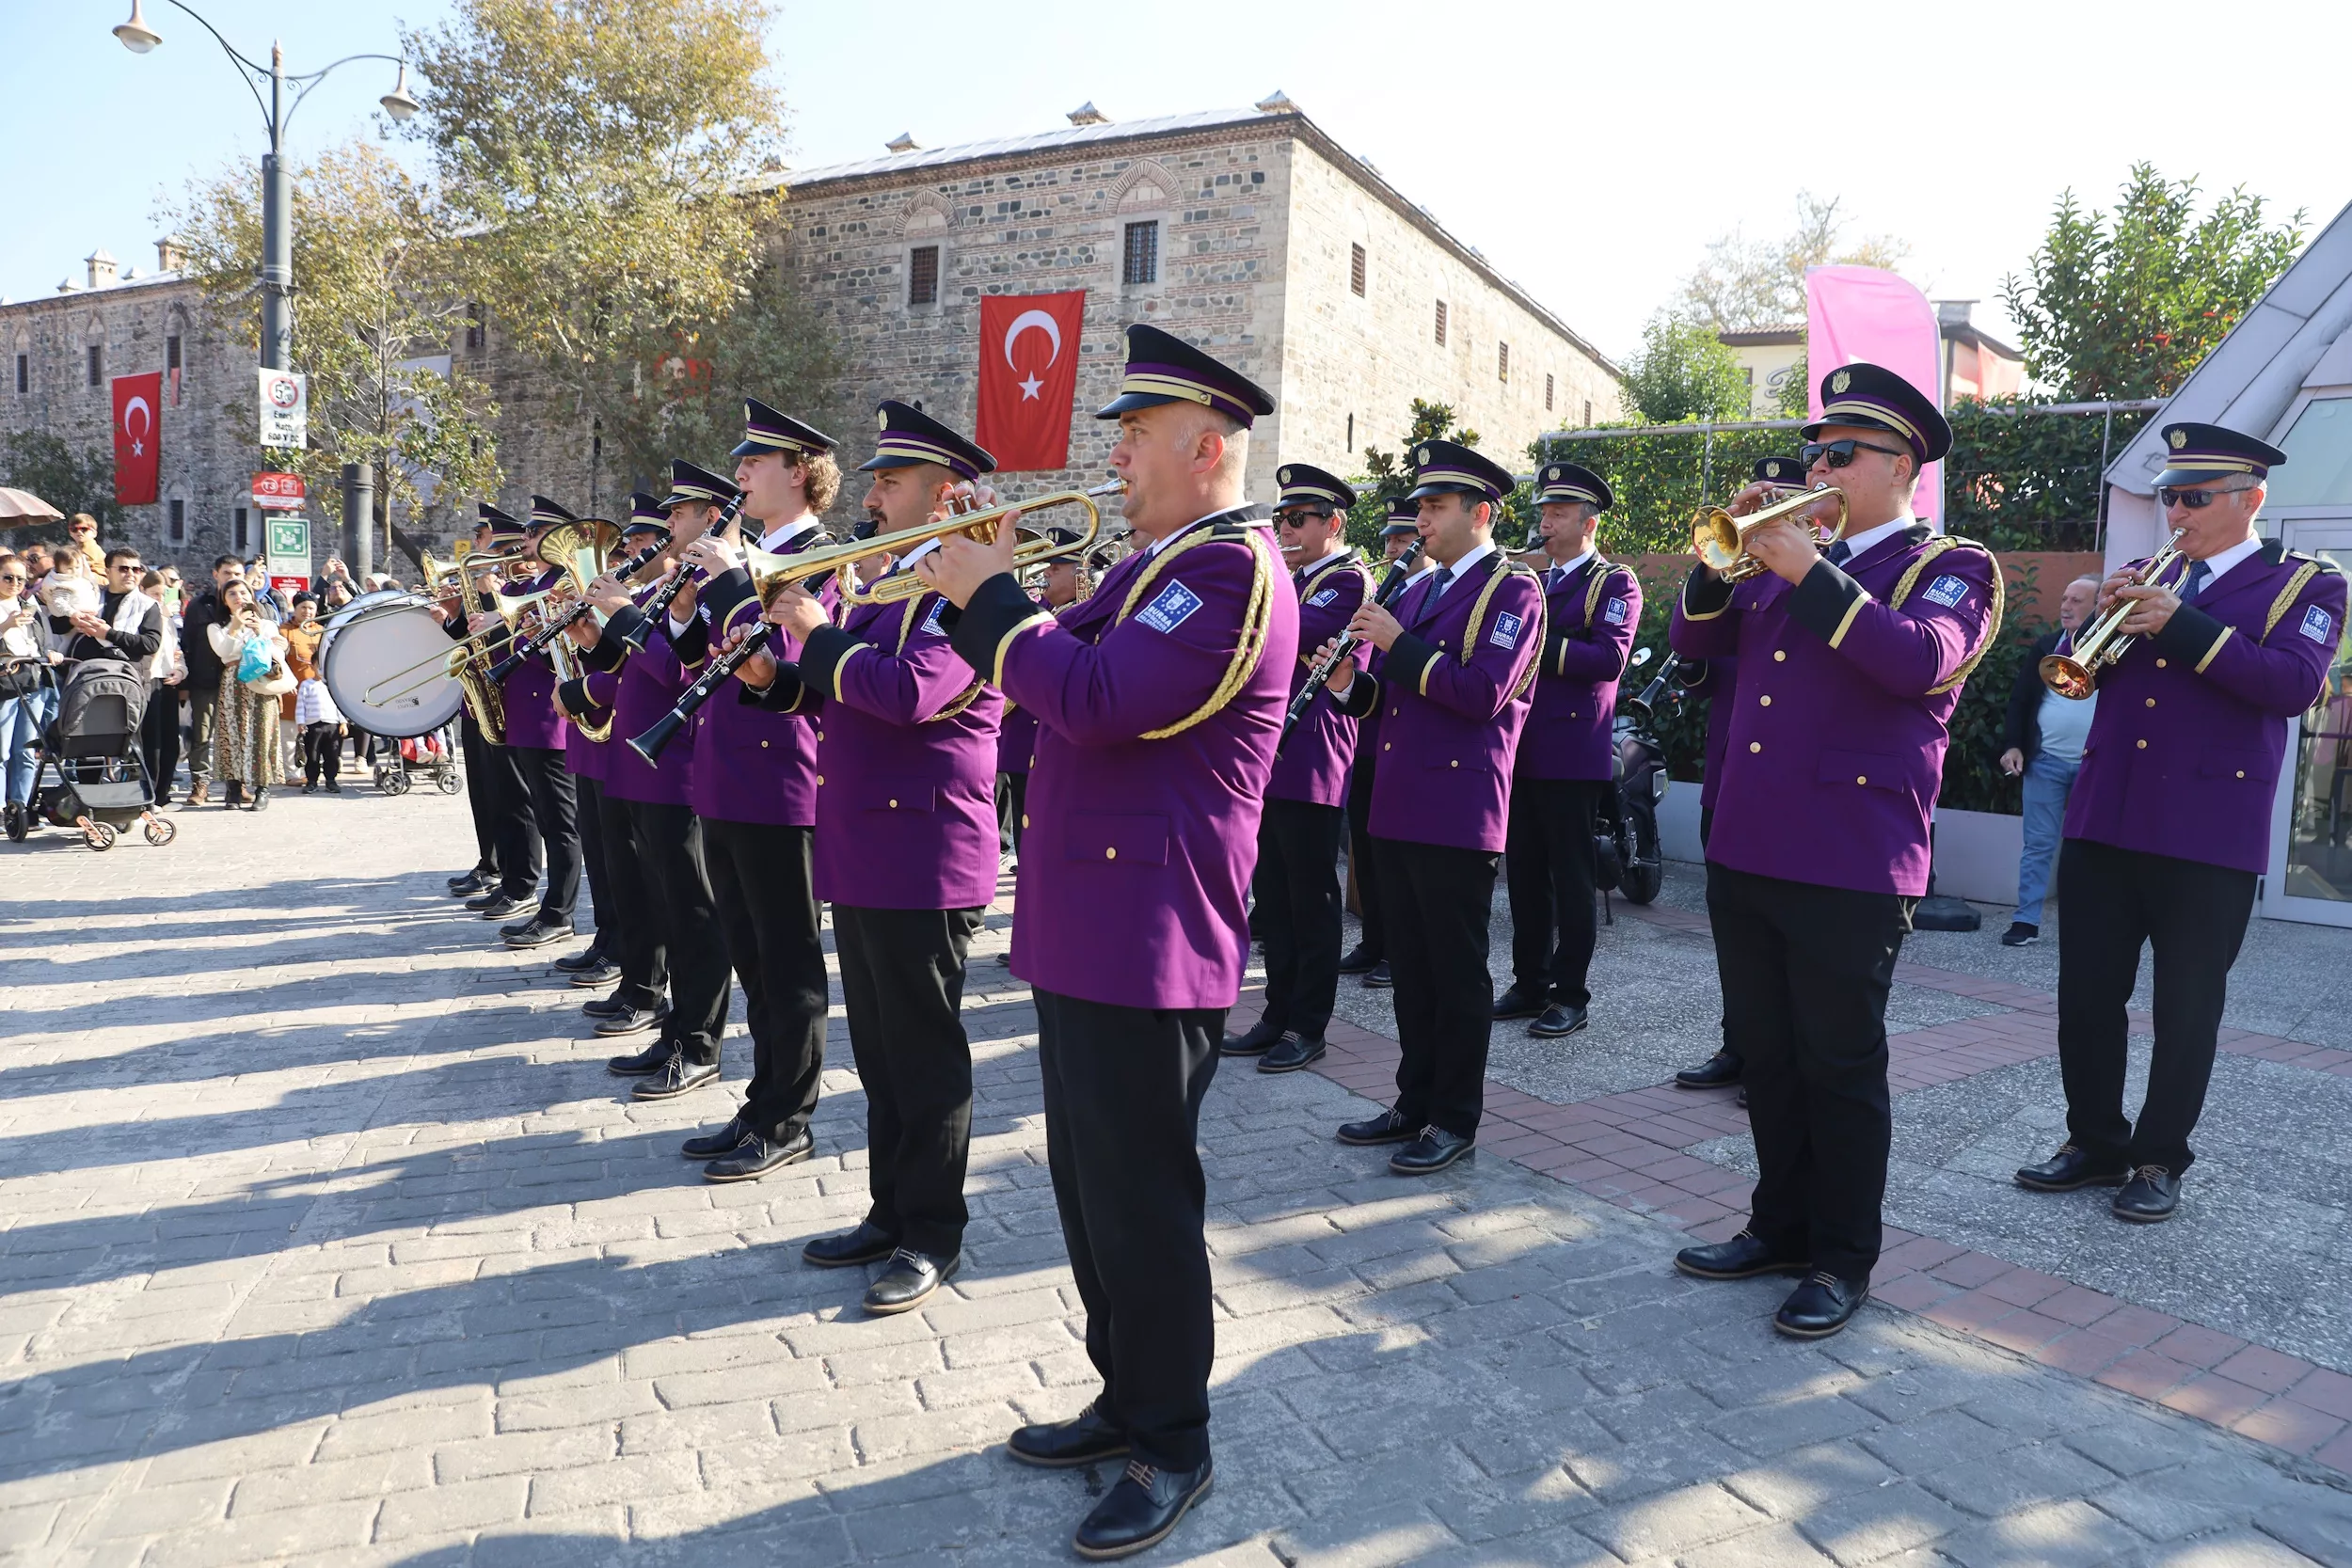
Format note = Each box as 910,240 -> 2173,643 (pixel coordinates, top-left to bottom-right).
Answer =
2056,837 -> 2255,1174
628,799 -> 729,1064
458,712 -> 498,870
486,742 -> 543,900
300,722 -> 342,785
704,819 -> 829,1144
834,904 -> 983,1257
574,775 -> 608,940
141,682 -> 181,800
511,746 -> 580,922
594,787 -> 666,1010
1373,837 -> 1501,1139
1253,798 -> 1346,1040
1345,753 -> 1387,961
1707,862 -> 1910,1279
1034,988 -> 1220,1470
1504,776 -> 1605,1008
996,770 -> 1029,855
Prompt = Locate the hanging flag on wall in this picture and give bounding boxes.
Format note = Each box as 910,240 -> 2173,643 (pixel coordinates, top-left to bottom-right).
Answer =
112,371 -> 163,506
975,291 -> 1087,471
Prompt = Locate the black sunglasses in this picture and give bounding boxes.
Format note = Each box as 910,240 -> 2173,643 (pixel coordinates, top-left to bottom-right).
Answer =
1273,507 -> 1334,526
2156,484 -> 2249,510
1802,438 -> 1911,469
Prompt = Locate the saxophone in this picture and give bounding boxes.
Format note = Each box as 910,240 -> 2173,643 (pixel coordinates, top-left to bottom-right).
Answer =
422,545 -> 509,745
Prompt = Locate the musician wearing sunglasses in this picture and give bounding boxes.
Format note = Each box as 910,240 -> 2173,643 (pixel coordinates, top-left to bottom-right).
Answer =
2016,422 -> 2345,1225
668,419 -> 842,1187
1668,362 -> 1998,1339
1220,462 -> 1373,1074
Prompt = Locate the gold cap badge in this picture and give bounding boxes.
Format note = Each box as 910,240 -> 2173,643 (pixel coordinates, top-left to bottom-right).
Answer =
1416,447 -> 1431,464
2170,429 -> 2188,449
1830,370 -> 1851,394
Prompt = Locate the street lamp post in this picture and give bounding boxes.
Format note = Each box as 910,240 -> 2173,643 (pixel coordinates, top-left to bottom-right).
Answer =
113,0 -> 419,372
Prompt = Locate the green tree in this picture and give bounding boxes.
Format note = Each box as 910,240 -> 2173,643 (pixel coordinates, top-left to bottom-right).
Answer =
2000,164 -> 2306,400
1621,315 -> 1752,425
164,139 -> 502,569
1342,400 -> 1538,551
0,433 -> 122,545
401,0 -> 829,485
1679,192 -> 1910,332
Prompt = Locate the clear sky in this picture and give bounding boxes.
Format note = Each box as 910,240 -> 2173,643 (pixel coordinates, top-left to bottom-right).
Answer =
8,0 -> 2349,367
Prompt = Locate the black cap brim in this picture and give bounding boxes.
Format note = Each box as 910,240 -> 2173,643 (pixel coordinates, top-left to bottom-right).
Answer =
1406,480 -> 1493,502
2153,466 -> 2265,490
1093,389 -> 1183,420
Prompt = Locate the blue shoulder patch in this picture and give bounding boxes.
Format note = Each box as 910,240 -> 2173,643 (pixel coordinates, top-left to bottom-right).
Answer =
1306,587 -> 1339,609
1604,595 -> 1629,626
1489,609 -> 1524,649
2302,604 -> 2335,645
1136,580 -> 1204,635
920,598 -> 947,638
1922,573 -> 1971,609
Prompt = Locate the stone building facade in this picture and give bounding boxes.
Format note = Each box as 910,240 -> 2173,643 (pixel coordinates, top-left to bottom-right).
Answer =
2,100 -> 1619,572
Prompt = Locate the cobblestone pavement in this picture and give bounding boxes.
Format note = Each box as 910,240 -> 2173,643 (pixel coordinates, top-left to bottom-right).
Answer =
3,789 -> 2351,1565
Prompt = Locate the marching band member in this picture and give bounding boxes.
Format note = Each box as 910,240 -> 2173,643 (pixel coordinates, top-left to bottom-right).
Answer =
469,496 -> 586,950
445,503 -> 528,904
1223,463 -> 1371,1073
2017,423 -> 2344,1223
757,402 -> 1006,1315
1337,500 -> 1430,991
1674,456 -> 1801,1096
1496,461 -> 1638,1040
460,504 -> 546,924
672,418 -> 839,1183
1322,441 -> 1544,1175
918,325 -> 1296,1560
1668,363 -> 1997,1339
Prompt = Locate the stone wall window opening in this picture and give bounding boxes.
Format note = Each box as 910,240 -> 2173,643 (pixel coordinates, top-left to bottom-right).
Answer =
167,498 -> 186,546
12,354 -> 24,395
908,244 -> 941,307
232,506 -> 250,555
1122,220 -> 1160,287
167,335 -> 182,373
87,343 -> 103,388
1498,341 -> 1509,383
1546,372 -> 1554,412
1434,300 -> 1447,347
1350,243 -> 1366,298
464,304 -> 485,353
1583,399 -> 1593,426
1346,412 -> 1354,452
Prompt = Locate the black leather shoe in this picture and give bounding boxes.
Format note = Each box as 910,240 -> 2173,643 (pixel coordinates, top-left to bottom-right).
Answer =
632,1053 -> 719,1101
1258,1033 -> 1326,1073
583,992 -> 638,1020
464,887 -> 507,911
1675,1051 -> 1743,1089
1336,1107 -> 1415,1146
1491,983 -> 1546,1020
864,1248 -> 959,1314
706,1128 -> 813,1183
500,913 -> 542,940
1390,1126 -> 1473,1175
1674,1229 -> 1809,1280
473,893 -> 529,920
1218,1019 -> 1279,1057
2112,1165 -> 2182,1223
1008,1399 -> 1130,1467
1529,1003 -> 1588,1037
1337,943 -> 1378,975
552,942 -> 606,974
448,867 -> 493,896
503,917 -> 575,949
568,961 -> 622,989
595,1006 -> 662,1037
606,1040 -> 672,1075
680,1117 -> 746,1157
1775,1272 -> 1869,1338
1361,960 -> 1391,989
2000,921 -> 2041,947
1073,1458 -> 1213,1560
803,1221 -> 899,1269
2015,1144 -> 2131,1192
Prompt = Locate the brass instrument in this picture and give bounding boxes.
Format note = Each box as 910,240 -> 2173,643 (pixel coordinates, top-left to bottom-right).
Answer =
420,543 -> 508,742
534,518 -> 624,742
744,479 -> 1127,610
2040,527 -> 2188,700
362,579 -> 558,705
1691,484 -> 1851,583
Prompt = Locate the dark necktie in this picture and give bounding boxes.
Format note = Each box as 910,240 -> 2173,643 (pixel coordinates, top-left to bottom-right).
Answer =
2182,559 -> 2211,603
1825,540 -> 1852,567
1430,566 -> 1454,600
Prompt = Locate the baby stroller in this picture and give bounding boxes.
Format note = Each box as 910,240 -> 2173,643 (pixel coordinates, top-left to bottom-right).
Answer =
34,659 -> 176,850
373,723 -> 463,798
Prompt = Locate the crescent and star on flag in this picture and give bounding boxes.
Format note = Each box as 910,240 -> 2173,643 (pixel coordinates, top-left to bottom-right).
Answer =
1004,309 -> 1063,401
122,396 -> 153,456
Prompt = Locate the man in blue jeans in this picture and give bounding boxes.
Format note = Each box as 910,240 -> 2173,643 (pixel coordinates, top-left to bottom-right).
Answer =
1999,574 -> 2101,945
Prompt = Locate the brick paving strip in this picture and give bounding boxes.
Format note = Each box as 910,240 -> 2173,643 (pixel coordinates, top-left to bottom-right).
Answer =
1246,895 -> 2352,1487
3,796 -> 2351,1564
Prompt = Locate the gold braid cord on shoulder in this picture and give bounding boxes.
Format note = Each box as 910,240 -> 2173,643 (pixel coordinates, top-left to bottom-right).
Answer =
892,593 -> 985,723
2264,562 -> 2322,641
1113,526 -> 1277,740
1457,560 -> 1548,702
1581,557 -> 1632,626
1888,536 -> 2004,696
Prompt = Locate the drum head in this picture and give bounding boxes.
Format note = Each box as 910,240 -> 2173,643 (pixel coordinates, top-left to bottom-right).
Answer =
321,597 -> 466,737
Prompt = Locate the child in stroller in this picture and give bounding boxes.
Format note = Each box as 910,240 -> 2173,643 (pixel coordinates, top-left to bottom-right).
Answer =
27,659 -> 176,849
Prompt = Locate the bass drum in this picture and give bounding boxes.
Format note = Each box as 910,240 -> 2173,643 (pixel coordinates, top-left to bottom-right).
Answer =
320,591 -> 467,738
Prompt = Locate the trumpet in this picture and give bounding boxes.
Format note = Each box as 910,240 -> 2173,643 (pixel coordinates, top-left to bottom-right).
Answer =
747,479 -> 1127,610
1692,484 -> 1851,583
2040,527 -> 2188,700
362,582 -> 558,705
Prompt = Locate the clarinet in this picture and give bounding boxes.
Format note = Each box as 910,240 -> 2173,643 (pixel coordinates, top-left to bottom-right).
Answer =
627,567 -> 838,765
1279,541 -> 1424,747
485,541 -> 667,682
624,491 -> 749,654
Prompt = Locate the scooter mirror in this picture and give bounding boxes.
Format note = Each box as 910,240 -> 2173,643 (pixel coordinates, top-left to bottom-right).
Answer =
1629,647 -> 1654,668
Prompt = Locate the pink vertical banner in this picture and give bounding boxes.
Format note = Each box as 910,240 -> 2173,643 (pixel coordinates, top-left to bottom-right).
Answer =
1806,265 -> 1942,528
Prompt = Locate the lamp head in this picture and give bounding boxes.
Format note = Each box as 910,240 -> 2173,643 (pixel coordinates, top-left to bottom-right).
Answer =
380,61 -> 421,122
113,0 -> 161,54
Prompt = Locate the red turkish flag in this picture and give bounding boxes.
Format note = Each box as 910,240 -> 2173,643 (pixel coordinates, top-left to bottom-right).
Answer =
975,292 -> 1086,471
113,372 -> 163,506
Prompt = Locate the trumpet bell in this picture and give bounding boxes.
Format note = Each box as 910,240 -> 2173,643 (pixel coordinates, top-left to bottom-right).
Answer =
1689,485 -> 1849,583
2039,653 -> 2096,701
